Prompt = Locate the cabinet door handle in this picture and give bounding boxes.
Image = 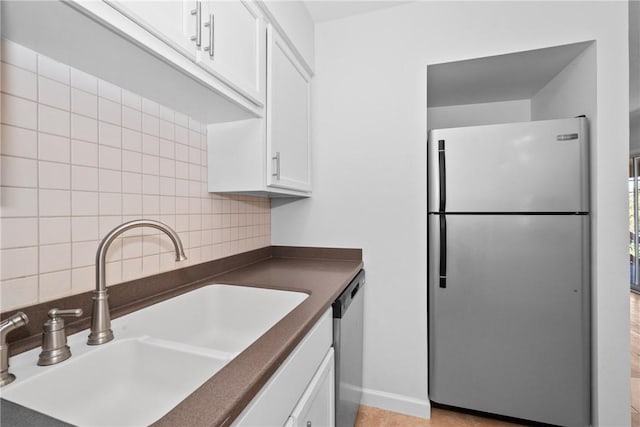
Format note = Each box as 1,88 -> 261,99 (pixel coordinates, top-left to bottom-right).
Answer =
272,152 -> 280,180
203,13 -> 214,58
190,1 -> 202,47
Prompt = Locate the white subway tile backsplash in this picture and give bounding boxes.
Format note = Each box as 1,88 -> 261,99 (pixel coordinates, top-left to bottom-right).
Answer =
99,145 -> 122,170
98,121 -> 121,147
40,217 -> 71,245
38,56 -> 69,84
0,187 -> 38,217
159,105 -> 174,122
2,62 -> 37,100
71,191 -> 99,216
159,120 -> 175,140
99,169 -> 122,193
1,125 -> 37,159
1,39 -> 37,72
71,114 -> 98,143
1,155 -> 38,187
39,161 -> 70,190
39,189 -> 71,217
142,174 -> 160,195
142,113 -> 159,137
159,158 -> 175,178
72,216 -> 99,242
142,195 -> 160,215
71,88 -> 98,118
122,172 -> 142,194
2,94 -> 37,130
142,154 -> 159,176
1,217 -> 38,248
123,194 -> 143,216
39,270 -> 72,302
0,276 -> 38,312
1,42 -> 270,310
38,76 -> 70,110
71,165 -> 98,191
1,246 -> 38,280
106,261 -> 123,286
122,90 -> 141,110
99,97 -> 121,126
71,139 -> 98,167
72,240 -> 98,268
122,106 -> 142,132
99,192 -> 122,216
71,266 -> 95,293
141,98 -> 159,116
39,133 -> 70,163
39,105 -> 70,137
122,151 -> 142,174
142,134 -> 160,156
39,243 -> 71,274
70,68 -> 98,94
98,79 -> 121,103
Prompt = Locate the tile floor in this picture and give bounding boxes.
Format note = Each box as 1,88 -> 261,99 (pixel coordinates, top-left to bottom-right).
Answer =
356,291 -> 640,427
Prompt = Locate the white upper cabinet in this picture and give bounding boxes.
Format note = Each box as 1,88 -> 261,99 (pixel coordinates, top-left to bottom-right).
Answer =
197,1 -> 266,106
266,25 -> 311,193
107,1 -> 198,58
107,0 -> 265,108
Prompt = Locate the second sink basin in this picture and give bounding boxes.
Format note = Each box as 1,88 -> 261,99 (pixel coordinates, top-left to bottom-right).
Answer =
122,284 -> 309,354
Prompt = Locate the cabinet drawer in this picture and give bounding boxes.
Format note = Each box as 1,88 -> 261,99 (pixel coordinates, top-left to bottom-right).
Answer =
290,348 -> 335,427
232,309 -> 332,426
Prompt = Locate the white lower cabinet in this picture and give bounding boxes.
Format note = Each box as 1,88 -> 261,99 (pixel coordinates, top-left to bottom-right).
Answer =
287,348 -> 335,427
232,309 -> 334,426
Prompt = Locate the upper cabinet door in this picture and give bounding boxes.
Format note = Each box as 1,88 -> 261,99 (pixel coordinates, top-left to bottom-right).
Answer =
107,1 -> 198,58
198,1 -> 266,106
266,25 -> 311,193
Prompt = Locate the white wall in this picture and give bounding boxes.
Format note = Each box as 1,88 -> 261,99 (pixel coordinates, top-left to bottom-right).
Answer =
531,43 -> 596,121
272,1 -> 629,425
427,99 -> 531,130
261,0 -> 315,71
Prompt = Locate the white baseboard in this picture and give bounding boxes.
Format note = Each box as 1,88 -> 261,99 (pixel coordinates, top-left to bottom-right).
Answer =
360,387 -> 431,419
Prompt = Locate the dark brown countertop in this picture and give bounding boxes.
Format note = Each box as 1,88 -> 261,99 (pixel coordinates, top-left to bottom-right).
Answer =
158,254 -> 363,426
1,246 -> 363,427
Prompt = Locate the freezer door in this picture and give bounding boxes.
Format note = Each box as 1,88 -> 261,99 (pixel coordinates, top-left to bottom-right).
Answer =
428,214 -> 590,426
428,118 -> 589,213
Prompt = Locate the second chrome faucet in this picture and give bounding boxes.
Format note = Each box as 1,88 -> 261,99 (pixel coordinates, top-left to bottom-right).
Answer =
87,219 -> 187,345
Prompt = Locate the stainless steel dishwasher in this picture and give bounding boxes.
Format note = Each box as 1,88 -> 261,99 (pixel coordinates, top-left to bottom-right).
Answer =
332,269 -> 365,427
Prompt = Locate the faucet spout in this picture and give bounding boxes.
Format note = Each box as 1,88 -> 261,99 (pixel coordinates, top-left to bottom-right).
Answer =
1,312 -> 29,386
88,220 -> 187,345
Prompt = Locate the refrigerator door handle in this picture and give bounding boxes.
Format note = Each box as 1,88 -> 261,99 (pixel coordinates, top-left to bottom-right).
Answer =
439,214 -> 447,288
438,140 -> 446,211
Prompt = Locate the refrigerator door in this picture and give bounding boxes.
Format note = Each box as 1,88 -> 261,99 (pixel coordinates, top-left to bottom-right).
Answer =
428,118 -> 589,213
428,214 -> 590,427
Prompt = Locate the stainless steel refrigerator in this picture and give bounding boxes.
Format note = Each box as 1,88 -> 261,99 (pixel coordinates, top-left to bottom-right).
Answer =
427,117 -> 590,427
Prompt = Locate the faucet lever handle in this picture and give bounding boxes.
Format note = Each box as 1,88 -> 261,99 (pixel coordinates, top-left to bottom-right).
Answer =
48,308 -> 83,319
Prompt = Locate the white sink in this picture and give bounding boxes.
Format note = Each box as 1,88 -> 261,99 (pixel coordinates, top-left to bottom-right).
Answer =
122,284 -> 309,354
1,284 -> 308,426
2,339 -> 227,426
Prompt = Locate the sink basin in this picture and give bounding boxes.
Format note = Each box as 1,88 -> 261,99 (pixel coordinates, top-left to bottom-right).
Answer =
122,284 -> 309,354
2,284 -> 308,426
2,339 -> 227,426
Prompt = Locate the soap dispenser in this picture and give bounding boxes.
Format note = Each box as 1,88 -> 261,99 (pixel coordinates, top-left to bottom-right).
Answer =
38,308 -> 83,366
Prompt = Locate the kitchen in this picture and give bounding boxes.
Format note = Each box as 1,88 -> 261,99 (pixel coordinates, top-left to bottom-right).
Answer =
0,1 -> 633,427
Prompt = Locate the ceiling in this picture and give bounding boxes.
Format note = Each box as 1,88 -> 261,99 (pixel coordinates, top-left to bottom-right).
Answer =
427,41 -> 593,108
303,0 -> 412,23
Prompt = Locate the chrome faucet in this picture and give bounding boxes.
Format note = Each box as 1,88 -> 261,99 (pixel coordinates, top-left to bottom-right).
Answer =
1,312 -> 29,386
88,219 -> 187,345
